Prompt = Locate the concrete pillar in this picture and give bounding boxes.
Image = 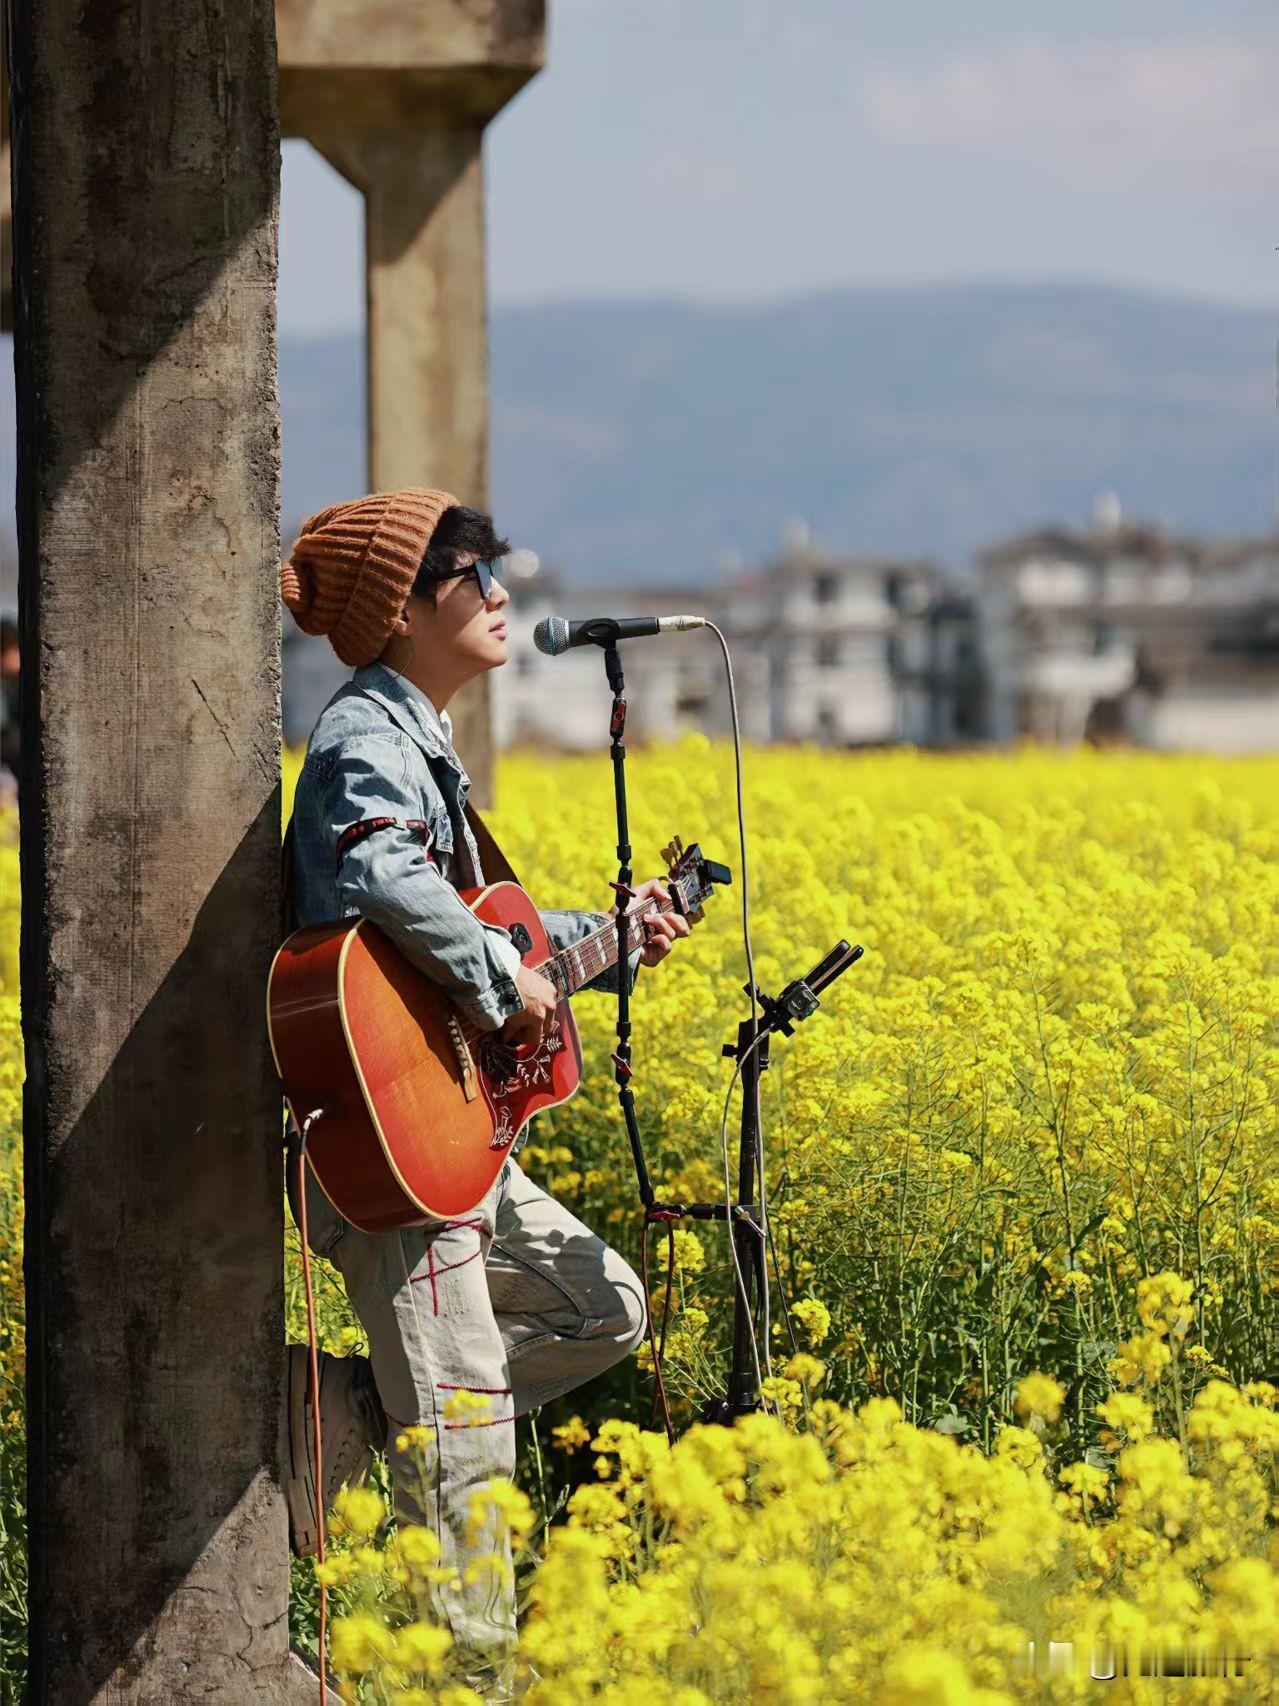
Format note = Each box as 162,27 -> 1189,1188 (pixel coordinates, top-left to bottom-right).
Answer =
315,120 -> 496,788
1,44 -> 10,335
10,0 -> 311,1696
278,1 -> 545,805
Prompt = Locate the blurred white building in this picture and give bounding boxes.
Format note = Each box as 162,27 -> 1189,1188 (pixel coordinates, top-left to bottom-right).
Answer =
978,509 -> 1279,751
491,535 -> 967,750
491,569 -> 729,749
717,534 -> 972,747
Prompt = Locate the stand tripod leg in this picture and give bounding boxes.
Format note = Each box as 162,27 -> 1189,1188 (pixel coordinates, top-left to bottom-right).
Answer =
704,1013 -> 769,1422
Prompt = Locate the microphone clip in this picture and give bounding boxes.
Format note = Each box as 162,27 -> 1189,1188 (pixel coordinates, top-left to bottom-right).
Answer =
578,616 -> 630,647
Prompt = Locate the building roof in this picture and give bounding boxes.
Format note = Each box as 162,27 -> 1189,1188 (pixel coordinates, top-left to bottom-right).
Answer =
767,547 -> 937,581
980,523 -> 1279,572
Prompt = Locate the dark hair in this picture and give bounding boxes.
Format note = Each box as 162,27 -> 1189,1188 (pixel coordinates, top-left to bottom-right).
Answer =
411,505 -> 510,605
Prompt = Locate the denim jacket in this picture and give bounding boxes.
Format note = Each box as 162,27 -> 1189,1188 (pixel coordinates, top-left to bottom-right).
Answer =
285,660 -> 641,1031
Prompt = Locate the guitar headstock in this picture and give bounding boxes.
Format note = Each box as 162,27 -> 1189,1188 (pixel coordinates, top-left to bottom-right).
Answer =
660,834 -> 732,924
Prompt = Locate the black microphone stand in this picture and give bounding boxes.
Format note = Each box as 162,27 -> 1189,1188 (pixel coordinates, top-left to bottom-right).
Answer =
600,636 -> 657,1209
698,940 -> 864,1422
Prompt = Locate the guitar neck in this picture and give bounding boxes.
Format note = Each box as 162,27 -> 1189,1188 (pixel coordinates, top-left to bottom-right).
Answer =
543,894 -> 673,999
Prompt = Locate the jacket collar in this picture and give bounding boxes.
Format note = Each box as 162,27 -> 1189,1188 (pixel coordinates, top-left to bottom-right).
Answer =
349,661 -> 462,773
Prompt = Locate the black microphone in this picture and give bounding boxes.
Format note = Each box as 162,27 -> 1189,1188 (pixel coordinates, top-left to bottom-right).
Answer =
533,614 -> 706,656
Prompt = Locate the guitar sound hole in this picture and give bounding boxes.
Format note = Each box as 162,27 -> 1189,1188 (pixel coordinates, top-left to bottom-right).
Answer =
509,923 -> 532,954
478,1037 -> 520,1084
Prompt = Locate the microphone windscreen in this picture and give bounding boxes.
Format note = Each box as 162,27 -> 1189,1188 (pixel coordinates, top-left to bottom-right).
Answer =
533,615 -> 570,657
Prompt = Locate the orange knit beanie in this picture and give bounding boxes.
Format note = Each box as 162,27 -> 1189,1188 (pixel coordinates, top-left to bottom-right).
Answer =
279,486 -> 457,666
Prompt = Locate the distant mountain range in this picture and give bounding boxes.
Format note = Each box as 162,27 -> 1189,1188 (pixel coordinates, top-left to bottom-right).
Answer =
281,283 -> 1276,583
5,283 -> 1276,591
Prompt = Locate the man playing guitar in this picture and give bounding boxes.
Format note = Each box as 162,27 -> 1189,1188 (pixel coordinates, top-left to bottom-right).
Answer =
278,487 -> 689,1690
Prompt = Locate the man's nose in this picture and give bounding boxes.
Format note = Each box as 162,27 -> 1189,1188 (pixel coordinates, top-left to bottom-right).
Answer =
489,576 -> 510,609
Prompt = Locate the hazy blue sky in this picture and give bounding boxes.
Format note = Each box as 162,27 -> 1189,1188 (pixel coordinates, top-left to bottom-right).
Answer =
280,2 -> 1279,332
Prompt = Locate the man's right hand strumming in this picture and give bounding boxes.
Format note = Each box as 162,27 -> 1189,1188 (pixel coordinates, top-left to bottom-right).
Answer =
500,964 -> 559,1046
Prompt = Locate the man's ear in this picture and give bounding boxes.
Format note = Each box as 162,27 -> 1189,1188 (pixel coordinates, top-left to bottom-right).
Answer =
390,611 -> 411,636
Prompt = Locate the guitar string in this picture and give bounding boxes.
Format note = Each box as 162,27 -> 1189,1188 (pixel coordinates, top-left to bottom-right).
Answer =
450,892 -> 679,1052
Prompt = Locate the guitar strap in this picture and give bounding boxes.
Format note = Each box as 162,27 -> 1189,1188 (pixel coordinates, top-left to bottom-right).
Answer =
300,798 -> 519,894
463,799 -> 523,890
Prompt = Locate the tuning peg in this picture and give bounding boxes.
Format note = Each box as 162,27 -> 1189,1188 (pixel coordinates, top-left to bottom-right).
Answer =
661,840 -> 676,867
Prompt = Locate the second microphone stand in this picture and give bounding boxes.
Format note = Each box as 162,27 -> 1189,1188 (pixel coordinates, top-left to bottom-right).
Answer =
699,939 -> 864,1421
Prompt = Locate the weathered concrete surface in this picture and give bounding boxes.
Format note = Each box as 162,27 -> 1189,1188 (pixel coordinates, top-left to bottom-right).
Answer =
1,48 -> 10,334
278,0 -> 545,806
11,0 -> 310,1696
276,0 -> 542,72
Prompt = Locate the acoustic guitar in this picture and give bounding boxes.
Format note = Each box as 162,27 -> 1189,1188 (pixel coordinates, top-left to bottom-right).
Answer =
267,836 -> 730,1230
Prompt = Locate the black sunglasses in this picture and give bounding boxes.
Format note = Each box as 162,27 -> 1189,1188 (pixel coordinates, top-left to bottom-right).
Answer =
467,558 -> 495,599
413,554 -> 499,602
440,556 -> 496,599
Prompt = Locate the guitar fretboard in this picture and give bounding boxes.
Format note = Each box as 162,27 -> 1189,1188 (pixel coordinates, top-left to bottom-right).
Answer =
543,895 -> 674,998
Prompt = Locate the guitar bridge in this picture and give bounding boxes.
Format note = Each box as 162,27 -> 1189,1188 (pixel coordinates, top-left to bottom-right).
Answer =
446,1012 -> 478,1103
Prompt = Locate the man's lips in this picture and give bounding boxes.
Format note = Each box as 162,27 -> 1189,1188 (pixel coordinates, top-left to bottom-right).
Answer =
489,622 -> 508,639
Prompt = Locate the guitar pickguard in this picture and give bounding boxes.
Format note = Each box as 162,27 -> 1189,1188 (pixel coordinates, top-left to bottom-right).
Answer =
476,1016 -> 573,1151
479,1026 -> 565,1097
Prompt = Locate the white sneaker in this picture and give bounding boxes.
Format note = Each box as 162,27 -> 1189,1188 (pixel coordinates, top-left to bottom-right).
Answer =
286,1344 -> 388,1558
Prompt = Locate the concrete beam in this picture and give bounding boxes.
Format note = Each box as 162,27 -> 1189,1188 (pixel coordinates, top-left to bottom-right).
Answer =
10,0 -> 311,1694
276,0 -> 542,73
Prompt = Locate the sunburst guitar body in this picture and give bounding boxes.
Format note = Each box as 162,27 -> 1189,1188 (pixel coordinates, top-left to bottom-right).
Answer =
267,838 -> 728,1230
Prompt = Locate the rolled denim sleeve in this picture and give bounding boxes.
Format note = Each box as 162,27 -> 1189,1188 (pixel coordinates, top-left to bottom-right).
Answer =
539,908 -> 642,998
323,733 -> 525,1033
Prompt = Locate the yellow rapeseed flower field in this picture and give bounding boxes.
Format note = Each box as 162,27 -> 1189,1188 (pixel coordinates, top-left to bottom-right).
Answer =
5,744 -> 1279,1699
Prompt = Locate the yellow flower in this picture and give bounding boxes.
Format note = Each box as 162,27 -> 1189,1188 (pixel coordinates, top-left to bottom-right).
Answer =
10,748 -> 1279,1702
442,1389 -> 493,1426
389,1526 -> 441,1570
791,1297 -> 832,1347
552,1415 -> 592,1453
329,1484 -> 386,1539
1014,1372 -> 1066,1425
390,1619 -> 452,1679
1110,1331 -> 1173,1387
465,1478 -> 535,1549
313,1552 -> 361,1588
329,1612 -> 394,1675
994,1423 -> 1044,1469
393,1423 -> 437,1456
1096,1392 -> 1155,1444
783,1352 -> 826,1389
1137,1271 -> 1195,1338
670,1229 -> 706,1273
759,1375 -> 803,1421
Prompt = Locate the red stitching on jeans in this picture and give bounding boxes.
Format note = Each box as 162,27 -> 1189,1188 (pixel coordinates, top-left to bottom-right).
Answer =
430,1248 -> 483,1279
410,1224 -> 484,1288
442,1415 -> 516,1430
437,1383 -> 512,1395
442,1217 -> 483,1231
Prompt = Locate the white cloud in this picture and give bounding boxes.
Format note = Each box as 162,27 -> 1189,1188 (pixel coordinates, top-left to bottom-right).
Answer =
862,38 -> 1279,166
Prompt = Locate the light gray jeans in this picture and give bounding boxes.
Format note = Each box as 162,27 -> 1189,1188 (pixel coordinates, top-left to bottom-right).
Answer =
296,1153 -> 647,1654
